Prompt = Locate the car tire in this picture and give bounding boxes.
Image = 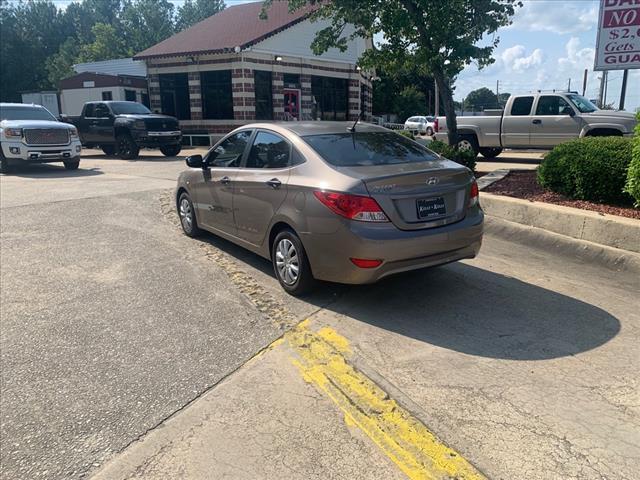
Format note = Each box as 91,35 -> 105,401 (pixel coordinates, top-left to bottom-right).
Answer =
479,147 -> 502,159
160,144 -> 182,157
101,145 -> 116,156
116,134 -> 140,160
457,134 -> 479,157
63,160 -> 80,170
177,192 -> 201,237
272,229 -> 315,296
0,150 -> 9,174
426,127 -> 434,136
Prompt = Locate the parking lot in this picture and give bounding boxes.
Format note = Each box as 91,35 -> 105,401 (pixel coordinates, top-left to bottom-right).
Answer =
1,150 -> 639,479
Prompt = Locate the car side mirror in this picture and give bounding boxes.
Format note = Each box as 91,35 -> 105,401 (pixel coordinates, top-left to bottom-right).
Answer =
568,109 -> 576,117
185,154 -> 203,168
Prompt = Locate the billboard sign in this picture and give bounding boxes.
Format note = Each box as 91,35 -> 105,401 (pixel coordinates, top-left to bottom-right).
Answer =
594,0 -> 640,70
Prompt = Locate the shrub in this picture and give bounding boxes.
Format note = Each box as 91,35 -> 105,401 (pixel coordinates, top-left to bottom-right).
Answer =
428,140 -> 477,172
623,112 -> 640,207
537,136 -> 634,205
396,129 -> 415,139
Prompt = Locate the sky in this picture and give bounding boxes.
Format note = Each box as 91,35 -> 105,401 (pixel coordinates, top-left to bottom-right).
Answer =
49,0 -> 639,112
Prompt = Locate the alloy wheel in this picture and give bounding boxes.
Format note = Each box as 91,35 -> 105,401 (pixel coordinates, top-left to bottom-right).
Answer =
179,198 -> 193,230
458,139 -> 473,151
275,238 -> 299,285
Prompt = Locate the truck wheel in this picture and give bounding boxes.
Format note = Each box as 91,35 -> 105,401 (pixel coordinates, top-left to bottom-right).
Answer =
160,145 -> 181,157
457,135 -> 479,156
64,160 -> 80,170
479,147 -> 502,159
101,145 -> 116,156
116,134 -> 140,160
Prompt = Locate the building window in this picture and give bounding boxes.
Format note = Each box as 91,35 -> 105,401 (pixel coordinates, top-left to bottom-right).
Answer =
201,70 -> 233,120
283,73 -> 300,89
254,70 -> 273,120
102,91 -> 113,101
311,76 -> 348,121
124,89 -> 136,101
159,73 -> 191,120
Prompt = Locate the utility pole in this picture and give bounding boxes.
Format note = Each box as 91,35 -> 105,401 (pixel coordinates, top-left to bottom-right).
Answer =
619,69 -> 629,110
434,81 -> 439,117
496,80 -> 500,108
603,70 -> 609,107
598,71 -> 607,108
567,78 -> 571,92
582,69 -> 588,96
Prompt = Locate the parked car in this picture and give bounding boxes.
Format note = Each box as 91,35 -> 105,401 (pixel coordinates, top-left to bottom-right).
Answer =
175,122 -> 483,295
404,116 -> 436,136
0,103 -> 82,173
434,92 -> 638,158
65,101 -> 182,160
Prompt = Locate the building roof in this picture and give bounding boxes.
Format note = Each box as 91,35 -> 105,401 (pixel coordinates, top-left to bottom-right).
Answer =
74,58 -> 147,77
134,1 -> 313,60
59,72 -> 148,90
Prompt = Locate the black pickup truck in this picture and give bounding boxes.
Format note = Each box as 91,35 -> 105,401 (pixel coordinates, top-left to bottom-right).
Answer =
65,101 -> 182,159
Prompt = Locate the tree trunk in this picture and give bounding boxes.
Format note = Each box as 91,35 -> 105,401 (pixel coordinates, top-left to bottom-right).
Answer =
433,70 -> 458,147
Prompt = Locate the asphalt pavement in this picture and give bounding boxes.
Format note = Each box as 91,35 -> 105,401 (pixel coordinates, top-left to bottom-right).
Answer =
1,151 -> 638,479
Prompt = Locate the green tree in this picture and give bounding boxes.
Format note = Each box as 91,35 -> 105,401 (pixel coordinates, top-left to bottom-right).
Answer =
176,0 -> 225,31
121,0 -> 175,54
394,86 -> 426,122
46,38 -> 82,87
77,23 -> 130,62
264,0 -> 521,145
0,0 -> 67,101
465,87 -> 498,111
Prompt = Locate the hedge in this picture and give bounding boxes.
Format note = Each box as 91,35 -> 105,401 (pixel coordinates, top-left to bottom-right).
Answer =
537,136 -> 634,205
623,112 -> 640,207
427,140 -> 477,172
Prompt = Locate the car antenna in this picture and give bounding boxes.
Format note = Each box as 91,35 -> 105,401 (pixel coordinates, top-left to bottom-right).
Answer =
347,109 -> 363,133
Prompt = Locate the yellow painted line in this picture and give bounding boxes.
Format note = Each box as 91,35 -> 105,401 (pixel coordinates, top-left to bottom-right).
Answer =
284,320 -> 486,480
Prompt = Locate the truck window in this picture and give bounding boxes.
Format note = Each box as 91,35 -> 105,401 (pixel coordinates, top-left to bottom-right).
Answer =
95,104 -> 110,118
535,96 -> 573,116
84,104 -> 95,118
510,97 -> 534,116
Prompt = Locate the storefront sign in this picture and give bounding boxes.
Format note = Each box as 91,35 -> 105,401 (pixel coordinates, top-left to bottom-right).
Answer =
594,0 -> 640,70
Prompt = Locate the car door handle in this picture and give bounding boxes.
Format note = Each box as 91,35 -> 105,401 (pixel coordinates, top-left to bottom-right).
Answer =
220,176 -> 231,185
532,119 -> 542,124
266,178 -> 282,189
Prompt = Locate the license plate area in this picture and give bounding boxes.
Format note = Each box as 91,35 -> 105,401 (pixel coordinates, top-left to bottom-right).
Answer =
416,196 -> 446,219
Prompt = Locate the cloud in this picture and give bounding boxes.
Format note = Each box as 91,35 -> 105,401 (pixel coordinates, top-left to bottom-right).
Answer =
501,45 -> 544,71
509,0 -> 598,35
558,37 -> 595,69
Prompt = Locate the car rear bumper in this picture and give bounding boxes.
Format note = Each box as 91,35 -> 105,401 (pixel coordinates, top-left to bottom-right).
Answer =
1,139 -> 82,163
301,207 -> 484,284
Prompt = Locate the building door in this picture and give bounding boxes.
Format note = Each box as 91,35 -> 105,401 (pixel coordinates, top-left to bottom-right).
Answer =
160,91 -> 176,117
283,89 -> 300,120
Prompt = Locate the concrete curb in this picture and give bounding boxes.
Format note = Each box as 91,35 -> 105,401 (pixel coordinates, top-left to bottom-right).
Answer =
480,192 -> 640,254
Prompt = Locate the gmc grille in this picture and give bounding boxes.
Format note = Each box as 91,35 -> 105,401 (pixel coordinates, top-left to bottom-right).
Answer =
24,128 -> 69,146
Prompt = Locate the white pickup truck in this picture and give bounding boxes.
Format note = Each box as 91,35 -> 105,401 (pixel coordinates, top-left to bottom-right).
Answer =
434,92 -> 638,158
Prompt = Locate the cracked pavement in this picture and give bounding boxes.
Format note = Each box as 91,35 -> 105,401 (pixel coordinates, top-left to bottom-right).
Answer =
2,152 -> 639,479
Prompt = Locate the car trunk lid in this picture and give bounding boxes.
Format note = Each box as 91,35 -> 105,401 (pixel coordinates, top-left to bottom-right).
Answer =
343,162 -> 473,230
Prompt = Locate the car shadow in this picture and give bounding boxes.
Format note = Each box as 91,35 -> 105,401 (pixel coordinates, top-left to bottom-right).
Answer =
193,230 -> 620,361
81,154 -> 184,162
1,164 -> 103,178
479,155 -> 542,165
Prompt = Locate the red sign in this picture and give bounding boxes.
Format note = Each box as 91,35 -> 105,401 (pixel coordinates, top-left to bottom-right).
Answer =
595,0 -> 640,70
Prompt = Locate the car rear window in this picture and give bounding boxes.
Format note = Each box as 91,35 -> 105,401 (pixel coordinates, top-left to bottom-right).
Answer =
302,131 -> 439,167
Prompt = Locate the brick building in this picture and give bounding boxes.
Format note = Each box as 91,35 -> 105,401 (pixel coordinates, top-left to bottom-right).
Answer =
134,1 -> 372,137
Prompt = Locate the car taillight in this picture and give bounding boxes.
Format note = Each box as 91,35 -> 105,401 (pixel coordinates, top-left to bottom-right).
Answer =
313,191 -> 389,222
468,180 -> 479,208
350,258 -> 383,268
433,117 -> 439,133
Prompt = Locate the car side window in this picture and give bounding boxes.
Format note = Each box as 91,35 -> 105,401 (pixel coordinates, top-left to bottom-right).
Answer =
535,96 -> 573,116
209,130 -> 252,168
510,97 -> 534,116
246,131 -> 291,169
84,104 -> 95,118
95,104 -> 110,118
